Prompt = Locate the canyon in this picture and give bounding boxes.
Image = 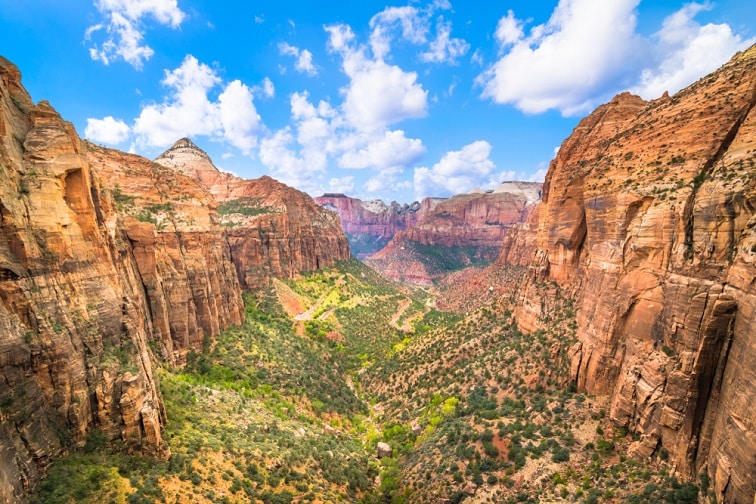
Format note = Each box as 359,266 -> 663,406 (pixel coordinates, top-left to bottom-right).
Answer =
0,42 -> 754,503
363,182 -> 542,286
0,56 -> 347,501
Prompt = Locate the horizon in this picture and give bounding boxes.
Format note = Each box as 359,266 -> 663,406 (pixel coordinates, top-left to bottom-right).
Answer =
1,0 -> 753,202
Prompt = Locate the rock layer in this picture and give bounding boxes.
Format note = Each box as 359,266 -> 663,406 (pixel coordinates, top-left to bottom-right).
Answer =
367,183 -> 541,285
156,140 -> 351,289
504,47 -> 756,503
0,58 -> 246,501
314,194 -> 431,258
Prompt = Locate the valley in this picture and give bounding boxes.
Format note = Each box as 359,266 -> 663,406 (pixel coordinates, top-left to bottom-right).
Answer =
0,42 -> 754,504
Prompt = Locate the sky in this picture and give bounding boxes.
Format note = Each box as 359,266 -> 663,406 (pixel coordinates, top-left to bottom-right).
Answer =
1,1 -> 753,202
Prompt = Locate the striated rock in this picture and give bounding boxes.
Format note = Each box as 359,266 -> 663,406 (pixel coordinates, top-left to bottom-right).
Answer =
0,57 -> 243,501
367,183 -> 541,285
504,46 -> 756,502
86,143 -> 245,365
156,139 -> 351,289
314,193 -> 431,258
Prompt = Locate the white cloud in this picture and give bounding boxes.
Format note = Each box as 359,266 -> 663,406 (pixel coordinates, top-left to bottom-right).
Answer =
365,167 -> 412,193
96,0 -> 184,26
338,130 -> 425,170
218,80 -> 262,154
296,50 -> 317,76
495,10 -> 524,46
420,18 -> 470,64
278,42 -> 318,76
478,0 -> 642,115
478,0 -> 752,116
369,6 -> 428,59
414,140 -> 503,198
342,56 -> 428,131
471,48 -> 484,66
87,0 -> 185,69
85,116 -> 131,145
259,128 -> 324,194
632,2 -> 754,99
325,23 -> 356,53
131,55 -> 263,152
328,176 -> 355,193
254,77 -> 275,99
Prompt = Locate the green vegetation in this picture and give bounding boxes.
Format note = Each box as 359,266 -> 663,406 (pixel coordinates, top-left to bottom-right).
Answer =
33,259 -> 703,503
217,197 -> 274,217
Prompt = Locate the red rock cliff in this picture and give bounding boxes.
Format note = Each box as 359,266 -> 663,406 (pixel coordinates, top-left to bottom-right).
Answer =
155,139 -> 351,289
0,57 -> 243,501
367,183 -> 541,285
314,194 -> 429,257
506,47 -> 756,502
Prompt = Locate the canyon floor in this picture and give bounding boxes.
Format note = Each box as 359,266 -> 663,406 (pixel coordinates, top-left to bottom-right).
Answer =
33,260 -> 706,504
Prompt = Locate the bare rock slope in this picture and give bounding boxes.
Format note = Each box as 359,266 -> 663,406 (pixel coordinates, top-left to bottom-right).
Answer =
156,139 -> 351,289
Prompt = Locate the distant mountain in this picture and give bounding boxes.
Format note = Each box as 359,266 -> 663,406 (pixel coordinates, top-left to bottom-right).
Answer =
364,182 -> 542,286
314,193 -> 437,258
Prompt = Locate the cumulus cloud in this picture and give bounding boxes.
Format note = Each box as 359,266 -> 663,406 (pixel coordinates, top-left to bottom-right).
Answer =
342,58 -> 428,131
85,116 -> 131,145
338,130 -> 425,170
414,141 -> 504,198
86,0 -> 185,69
477,0 -> 642,115
278,42 -> 318,76
420,18 -> 470,64
632,2 -> 754,99
329,176 -> 355,193
130,55 -> 262,153
478,0 -> 753,115
367,3 -> 468,64
369,6 -> 429,59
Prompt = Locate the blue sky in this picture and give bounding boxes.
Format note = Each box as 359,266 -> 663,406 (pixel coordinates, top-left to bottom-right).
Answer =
1,1 -> 753,202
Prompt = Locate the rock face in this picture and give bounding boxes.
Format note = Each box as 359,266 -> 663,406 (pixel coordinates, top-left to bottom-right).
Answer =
367,183 -> 541,285
156,140 -> 351,289
0,58 -> 245,501
503,47 -> 756,502
314,194 -> 430,258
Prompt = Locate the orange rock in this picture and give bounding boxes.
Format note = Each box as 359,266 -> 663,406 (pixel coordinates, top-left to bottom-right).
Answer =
502,45 -> 756,502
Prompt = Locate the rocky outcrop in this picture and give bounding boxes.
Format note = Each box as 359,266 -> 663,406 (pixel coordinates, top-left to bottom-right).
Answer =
314,194 -> 431,258
86,144 -> 244,366
156,140 -> 351,289
0,57 -> 243,501
367,183 -> 541,285
504,46 -> 756,502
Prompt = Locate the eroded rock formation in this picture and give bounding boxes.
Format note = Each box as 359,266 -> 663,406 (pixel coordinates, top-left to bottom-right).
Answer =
503,47 -> 756,502
156,139 -> 351,289
367,183 -> 541,285
314,194 -> 431,258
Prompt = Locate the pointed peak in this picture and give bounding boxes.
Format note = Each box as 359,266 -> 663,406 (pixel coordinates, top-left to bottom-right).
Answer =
154,137 -> 220,179
157,137 -> 212,163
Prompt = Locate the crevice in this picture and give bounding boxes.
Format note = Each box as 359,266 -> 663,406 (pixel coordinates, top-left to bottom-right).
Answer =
684,85 -> 756,261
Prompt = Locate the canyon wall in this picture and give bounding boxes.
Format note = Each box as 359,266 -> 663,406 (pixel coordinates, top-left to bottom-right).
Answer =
156,139 -> 351,289
0,55 -> 348,501
505,47 -> 755,502
314,194 -> 431,258
367,183 -> 541,285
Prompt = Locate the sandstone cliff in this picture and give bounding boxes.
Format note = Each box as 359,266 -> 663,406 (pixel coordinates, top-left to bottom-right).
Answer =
504,47 -> 756,502
0,57 -> 244,501
367,183 -> 541,285
155,139 -> 351,289
314,194 -> 430,258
